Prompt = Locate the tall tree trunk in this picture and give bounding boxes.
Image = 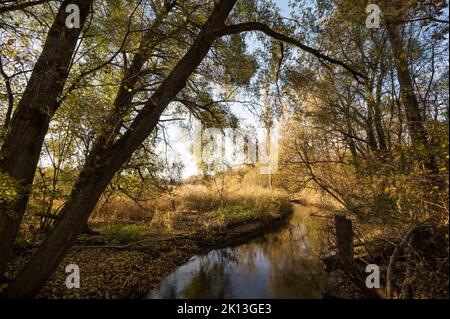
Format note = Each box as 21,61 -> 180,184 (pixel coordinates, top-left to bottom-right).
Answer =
2,0 -> 238,298
373,102 -> 387,152
367,95 -> 387,153
373,73 -> 387,152
387,19 -> 438,176
366,101 -> 379,151
343,105 -> 359,171
0,0 -> 93,275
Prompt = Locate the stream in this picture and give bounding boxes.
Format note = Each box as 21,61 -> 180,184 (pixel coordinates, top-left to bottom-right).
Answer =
147,204 -> 335,299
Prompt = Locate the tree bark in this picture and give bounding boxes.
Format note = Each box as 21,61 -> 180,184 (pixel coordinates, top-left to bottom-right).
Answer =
1,0 -> 238,298
0,0 -> 93,275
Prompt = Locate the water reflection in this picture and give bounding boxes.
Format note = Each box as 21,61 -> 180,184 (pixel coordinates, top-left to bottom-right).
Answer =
148,205 -> 330,299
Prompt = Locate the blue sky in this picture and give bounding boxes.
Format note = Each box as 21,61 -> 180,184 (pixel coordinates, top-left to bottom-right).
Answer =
275,0 -> 291,16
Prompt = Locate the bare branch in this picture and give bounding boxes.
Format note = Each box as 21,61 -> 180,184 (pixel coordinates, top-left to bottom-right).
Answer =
0,0 -> 56,14
219,22 -> 366,81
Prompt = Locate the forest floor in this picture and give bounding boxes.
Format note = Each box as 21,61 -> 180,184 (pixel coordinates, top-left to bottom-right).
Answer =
5,207 -> 292,299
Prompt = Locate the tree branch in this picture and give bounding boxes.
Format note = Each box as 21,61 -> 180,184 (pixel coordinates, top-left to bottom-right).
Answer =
0,0 -> 56,14
219,22 -> 366,81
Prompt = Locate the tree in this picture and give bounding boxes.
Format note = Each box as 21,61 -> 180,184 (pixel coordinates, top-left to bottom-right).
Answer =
384,0 -> 441,177
0,0 -> 94,274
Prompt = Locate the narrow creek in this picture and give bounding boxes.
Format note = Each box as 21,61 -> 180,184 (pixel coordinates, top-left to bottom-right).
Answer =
147,204 -> 336,299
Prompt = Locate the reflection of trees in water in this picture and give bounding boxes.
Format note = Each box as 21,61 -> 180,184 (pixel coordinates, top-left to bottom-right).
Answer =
266,243 -> 325,298
152,247 -> 262,298
151,207 -> 333,299
160,281 -> 179,299
181,260 -> 232,298
179,209 -> 331,299
230,244 -> 259,279
180,247 -> 258,298
213,244 -> 263,282
263,209 -> 330,298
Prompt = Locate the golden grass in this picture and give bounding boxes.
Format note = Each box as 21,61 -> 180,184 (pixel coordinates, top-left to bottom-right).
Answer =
172,184 -> 289,213
90,168 -> 292,234
90,197 -> 153,224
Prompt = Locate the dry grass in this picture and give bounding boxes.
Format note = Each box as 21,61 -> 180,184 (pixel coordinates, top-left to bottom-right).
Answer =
90,197 -> 153,225
172,184 -> 290,213
89,168 -> 292,236
150,183 -> 292,232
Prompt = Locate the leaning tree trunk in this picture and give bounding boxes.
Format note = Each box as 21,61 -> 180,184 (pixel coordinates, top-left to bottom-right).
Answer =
1,0 -> 238,298
0,0 -> 93,275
